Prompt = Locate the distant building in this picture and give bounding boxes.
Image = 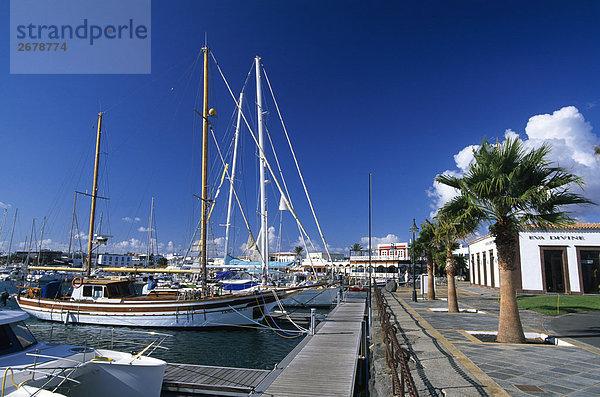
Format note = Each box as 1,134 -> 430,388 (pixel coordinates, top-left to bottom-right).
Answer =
345,243 -> 411,279
306,252 -> 345,262
97,254 -> 132,267
270,252 -> 297,262
468,223 -> 600,294
9,250 -> 63,265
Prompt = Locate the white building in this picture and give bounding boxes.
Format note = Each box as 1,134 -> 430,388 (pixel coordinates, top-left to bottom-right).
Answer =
306,252 -> 345,262
345,243 -> 411,279
468,223 -> 600,294
270,252 -> 297,262
97,254 -> 132,267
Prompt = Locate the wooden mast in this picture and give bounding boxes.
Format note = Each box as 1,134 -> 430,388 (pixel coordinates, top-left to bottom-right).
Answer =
200,46 -> 209,295
86,112 -> 103,277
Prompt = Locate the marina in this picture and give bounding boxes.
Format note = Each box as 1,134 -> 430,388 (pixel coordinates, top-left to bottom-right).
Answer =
4,1 -> 600,396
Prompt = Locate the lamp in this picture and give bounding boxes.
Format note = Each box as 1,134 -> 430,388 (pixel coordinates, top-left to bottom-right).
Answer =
409,219 -> 419,302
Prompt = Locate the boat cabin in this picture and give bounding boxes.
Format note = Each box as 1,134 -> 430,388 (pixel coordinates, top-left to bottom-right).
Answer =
71,278 -> 136,302
0,311 -> 37,356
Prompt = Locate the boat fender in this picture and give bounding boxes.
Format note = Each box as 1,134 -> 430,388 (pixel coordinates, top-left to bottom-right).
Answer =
72,277 -> 83,289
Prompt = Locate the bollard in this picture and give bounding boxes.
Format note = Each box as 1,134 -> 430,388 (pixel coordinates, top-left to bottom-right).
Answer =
310,308 -> 316,335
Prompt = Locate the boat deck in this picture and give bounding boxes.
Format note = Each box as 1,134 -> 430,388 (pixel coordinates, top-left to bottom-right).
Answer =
255,295 -> 367,396
161,363 -> 270,396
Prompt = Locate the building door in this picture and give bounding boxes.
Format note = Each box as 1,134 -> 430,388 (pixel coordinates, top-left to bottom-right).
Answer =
580,250 -> 600,294
482,254 -> 487,286
543,250 -> 566,293
489,250 -> 495,288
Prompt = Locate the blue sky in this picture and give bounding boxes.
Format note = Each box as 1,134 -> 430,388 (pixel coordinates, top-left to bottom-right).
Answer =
2,0 -> 600,257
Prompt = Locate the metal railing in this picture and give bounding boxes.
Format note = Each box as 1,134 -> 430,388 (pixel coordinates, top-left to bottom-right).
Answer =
374,285 -> 418,397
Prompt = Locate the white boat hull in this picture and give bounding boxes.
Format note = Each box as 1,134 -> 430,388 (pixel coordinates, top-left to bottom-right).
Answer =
17,290 -> 294,328
1,345 -> 166,397
281,286 -> 340,307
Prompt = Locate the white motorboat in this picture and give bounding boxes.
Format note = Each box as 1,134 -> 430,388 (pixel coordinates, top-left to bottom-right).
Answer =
0,310 -> 166,397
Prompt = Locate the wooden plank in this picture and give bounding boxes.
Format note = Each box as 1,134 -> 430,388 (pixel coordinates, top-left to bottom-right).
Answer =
162,363 -> 271,395
259,298 -> 366,396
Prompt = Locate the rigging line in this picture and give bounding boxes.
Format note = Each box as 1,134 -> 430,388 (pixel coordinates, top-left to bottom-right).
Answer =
262,123 -> 316,272
262,66 -> 333,262
257,97 -> 317,274
263,123 -> 293,210
48,121 -> 97,244
259,292 -> 305,336
271,290 -> 307,331
210,54 -> 314,256
209,124 -> 260,262
103,52 -> 202,114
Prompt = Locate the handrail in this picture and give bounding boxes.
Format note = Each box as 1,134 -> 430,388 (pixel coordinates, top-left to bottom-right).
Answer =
374,285 -> 418,396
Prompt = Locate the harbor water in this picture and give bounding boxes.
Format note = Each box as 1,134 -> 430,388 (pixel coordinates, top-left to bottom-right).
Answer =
0,281 -> 312,369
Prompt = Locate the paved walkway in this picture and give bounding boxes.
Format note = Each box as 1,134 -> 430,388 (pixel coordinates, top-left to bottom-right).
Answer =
379,284 -> 600,396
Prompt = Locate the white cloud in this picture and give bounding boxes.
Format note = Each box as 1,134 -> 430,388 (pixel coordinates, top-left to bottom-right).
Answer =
454,145 -> 478,173
122,217 -> 141,223
111,238 -> 146,253
137,226 -> 154,233
0,202 -> 11,210
360,234 -> 401,246
427,170 -> 462,217
428,106 -> 600,220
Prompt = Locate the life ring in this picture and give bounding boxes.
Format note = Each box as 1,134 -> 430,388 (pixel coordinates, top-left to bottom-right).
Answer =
72,277 -> 83,289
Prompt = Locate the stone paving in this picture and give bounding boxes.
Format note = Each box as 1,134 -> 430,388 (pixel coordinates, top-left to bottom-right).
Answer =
386,284 -> 600,396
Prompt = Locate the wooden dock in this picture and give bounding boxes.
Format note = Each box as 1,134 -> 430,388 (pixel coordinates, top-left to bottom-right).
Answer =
161,294 -> 366,396
255,295 -> 367,396
161,363 -> 270,396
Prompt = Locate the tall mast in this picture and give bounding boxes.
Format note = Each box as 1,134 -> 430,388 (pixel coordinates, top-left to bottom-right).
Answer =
224,92 -> 244,261
38,216 -> 46,266
68,192 -> 77,259
0,209 -> 7,246
7,209 -> 17,265
86,112 -> 103,277
255,56 -> 268,286
200,46 -> 210,294
26,219 -> 35,267
148,197 -> 155,266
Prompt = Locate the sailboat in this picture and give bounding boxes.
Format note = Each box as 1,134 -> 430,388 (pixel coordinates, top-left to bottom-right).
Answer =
16,47 -> 324,328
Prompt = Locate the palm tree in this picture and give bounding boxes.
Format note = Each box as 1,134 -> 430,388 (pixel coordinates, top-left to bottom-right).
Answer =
434,200 -> 479,313
350,243 -> 363,253
293,246 -> 304,264
595,145 -> 600,158
437,137 -> 594,343
414,220 -> 438,300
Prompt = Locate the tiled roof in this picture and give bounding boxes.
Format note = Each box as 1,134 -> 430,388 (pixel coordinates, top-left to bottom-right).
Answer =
524,223 -> 600,230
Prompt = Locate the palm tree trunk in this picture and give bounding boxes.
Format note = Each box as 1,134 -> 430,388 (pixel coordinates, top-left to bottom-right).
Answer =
496,227 -> 526,343
446,249 -> 459,313
426,250 -> 435,300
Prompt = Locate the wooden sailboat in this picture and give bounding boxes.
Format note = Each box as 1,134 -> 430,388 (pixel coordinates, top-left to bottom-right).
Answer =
16,47 -> 324,328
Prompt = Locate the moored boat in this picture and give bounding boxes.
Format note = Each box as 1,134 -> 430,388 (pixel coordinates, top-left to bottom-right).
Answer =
0,310 -> 166,397
16,277 -> 303,327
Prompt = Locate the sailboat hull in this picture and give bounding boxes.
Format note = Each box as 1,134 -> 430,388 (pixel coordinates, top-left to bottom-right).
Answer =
16,289 -> 296,328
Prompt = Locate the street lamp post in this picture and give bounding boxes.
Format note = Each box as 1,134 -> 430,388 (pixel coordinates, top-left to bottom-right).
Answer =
409,219 -> 419,302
